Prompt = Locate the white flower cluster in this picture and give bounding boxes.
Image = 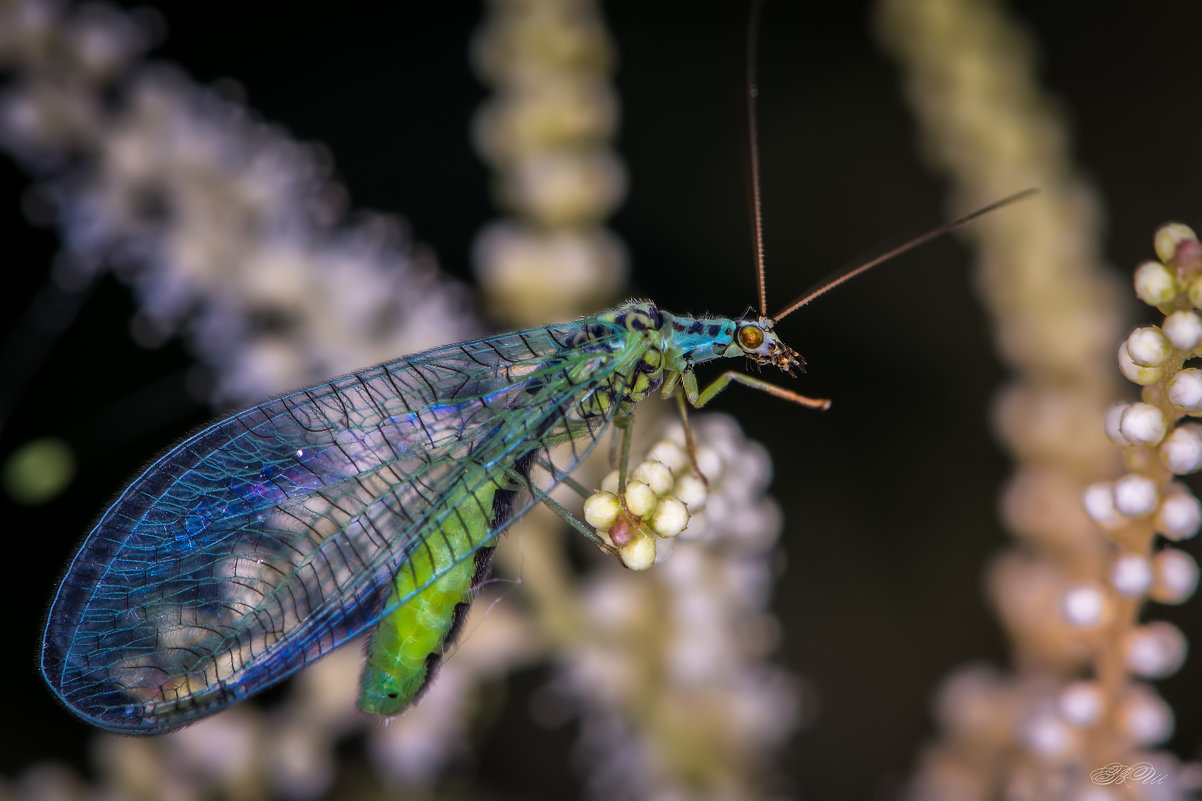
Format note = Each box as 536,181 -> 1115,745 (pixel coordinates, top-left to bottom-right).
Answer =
563,413 -> 798,801
583,440 -> 699,569
1083,232 -> 1202,542
923,226 -> 1202,801
1067,223 -> 1202,753
0,0 -> 478,405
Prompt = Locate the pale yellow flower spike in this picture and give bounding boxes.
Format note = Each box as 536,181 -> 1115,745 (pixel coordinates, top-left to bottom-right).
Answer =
875,0 -> 1201,797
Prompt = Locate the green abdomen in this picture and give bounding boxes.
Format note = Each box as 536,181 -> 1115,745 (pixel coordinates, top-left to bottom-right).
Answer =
358,482 -> 499,716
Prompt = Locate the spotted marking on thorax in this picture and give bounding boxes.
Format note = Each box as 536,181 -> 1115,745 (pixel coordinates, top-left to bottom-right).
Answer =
570,303 -> 668,417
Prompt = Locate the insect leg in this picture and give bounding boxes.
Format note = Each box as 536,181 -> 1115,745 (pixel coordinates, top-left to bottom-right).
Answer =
506,467 -> 617,555
615,412 -> 634,495
600,400 -> 638,508
536,464 -> 592,499
673,390 -> 709,486
685,369 -> 831,410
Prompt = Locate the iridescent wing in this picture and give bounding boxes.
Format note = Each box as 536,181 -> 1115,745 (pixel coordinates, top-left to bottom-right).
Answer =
42,317 -> 632,733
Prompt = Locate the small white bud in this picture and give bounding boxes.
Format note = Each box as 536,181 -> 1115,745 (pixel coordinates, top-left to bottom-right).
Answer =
584,491 -> 620,530
1058,681 -> 1102,726
1150,549 -> 1199,604
601,470 -> 620,495
650,497 -> 689,538
1062,583 -> 1106,627
1105,403 -> 1132,446
1112,473 -> 1159,517
1118,343 -> 1164,385
1155,487 -> 1202,540
1157,222 -> 1199,262
694,446 -> 723,482
1117,402 -> 1167,445
1125,622 -> 1187,678
1134,260 -> 1177,306
624,481 -> 657,517
1111,553 -> 1153,597
1126,327 -> 1171,366
1120,687 -> 1174,746
618,533 -> 656,571
1023,713 -> 1074,757
631,460 -> 674,496
1160,423 -> 1202,473
1189,275 -> 1202,310
1083,482 -> 1124,528
1168,368 -> 1202,413
674,473 -> 709,511
645,440 -> 689,474
1163,310 -> 1202,349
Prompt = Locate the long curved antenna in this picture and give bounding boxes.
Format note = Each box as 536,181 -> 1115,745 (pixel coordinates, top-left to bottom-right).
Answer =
773,188 -> 1037,321
747,0 -> 768,315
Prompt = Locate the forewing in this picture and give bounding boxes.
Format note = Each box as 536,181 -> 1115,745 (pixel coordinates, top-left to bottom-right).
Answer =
42,319 -> 631,733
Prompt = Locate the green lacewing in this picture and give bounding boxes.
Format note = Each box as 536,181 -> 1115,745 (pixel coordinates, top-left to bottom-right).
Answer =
39,0 -> 1033,731
38,184 -> 1030,733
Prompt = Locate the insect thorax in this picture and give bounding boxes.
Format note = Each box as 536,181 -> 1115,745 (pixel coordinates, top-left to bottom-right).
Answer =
567,301 -> 670,417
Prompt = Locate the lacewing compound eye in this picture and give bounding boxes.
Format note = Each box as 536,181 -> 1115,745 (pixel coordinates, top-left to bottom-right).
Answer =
737,324 -> 765,351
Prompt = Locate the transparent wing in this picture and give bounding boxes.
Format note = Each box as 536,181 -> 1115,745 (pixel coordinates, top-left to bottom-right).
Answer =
42,318 -> 633,733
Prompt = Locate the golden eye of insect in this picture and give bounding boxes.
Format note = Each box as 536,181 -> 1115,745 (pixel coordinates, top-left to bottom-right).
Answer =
737,324 -> 765,351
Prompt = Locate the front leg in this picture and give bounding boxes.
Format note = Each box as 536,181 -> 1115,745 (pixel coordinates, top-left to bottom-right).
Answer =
683,368 -> 831,410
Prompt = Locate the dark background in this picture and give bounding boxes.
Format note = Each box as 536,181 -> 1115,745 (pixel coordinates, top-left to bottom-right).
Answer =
3,1 -> 1202,799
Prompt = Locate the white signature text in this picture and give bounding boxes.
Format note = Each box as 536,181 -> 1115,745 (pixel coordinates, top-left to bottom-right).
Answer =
1090,762 -> 1168,786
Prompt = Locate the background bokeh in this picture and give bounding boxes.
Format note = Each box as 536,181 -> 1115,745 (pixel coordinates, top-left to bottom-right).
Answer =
4,1 -> 1202,798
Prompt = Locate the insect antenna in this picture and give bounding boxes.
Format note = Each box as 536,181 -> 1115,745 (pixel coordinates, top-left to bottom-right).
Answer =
741,4 -> 1033,321
772,188 -> 1038,322
746,0 -> 768,316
